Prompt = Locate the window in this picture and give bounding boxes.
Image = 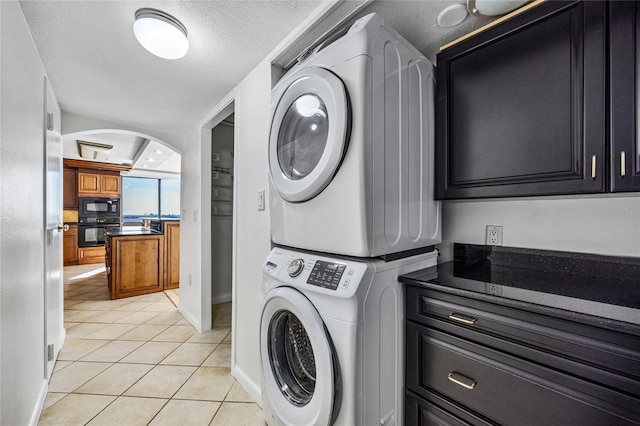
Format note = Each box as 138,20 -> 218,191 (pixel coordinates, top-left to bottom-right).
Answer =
122,177 -> 180,223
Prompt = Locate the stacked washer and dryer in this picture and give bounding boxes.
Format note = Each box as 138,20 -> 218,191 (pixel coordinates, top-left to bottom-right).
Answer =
260,13 -> 440,426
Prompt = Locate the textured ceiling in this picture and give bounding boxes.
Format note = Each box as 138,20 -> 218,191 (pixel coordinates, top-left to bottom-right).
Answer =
19,0 -> 323,136
19,0 -> 498,174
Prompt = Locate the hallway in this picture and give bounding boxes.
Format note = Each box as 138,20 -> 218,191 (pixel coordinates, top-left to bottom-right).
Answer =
39,264 -> 264,425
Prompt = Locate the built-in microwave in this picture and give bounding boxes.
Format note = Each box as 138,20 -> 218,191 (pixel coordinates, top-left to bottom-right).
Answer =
79,197 -> 120,217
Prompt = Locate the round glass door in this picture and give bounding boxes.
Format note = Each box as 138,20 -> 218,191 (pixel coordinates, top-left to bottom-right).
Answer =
269,67 -> 350,202
260,287 -> 339,425
268,310 -> 316,406
277,94 -> 329,181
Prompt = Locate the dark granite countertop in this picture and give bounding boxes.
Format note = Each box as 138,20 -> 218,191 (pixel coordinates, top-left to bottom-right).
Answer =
400,243 -> 640,332
105,227 -> 162,237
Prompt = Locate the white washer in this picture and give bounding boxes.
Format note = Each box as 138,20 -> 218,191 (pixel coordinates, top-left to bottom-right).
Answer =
260,246 -> 438,426
269,13 -> 441,258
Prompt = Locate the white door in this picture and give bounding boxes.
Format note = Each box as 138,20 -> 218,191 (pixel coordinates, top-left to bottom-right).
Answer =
260,287 -> 339,425
268,67 -> 350,202
44,78 -> 64,380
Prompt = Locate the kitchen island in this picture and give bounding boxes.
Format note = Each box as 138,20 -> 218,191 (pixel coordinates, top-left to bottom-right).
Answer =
105,227 -> 164,299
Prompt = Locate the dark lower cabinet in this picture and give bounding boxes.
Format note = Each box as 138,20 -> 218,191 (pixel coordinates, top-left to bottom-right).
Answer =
610,1 -> 640,192
405,285 -> 640,425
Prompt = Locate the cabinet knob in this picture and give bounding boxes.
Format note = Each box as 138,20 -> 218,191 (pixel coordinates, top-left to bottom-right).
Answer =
56,223 -> 70,232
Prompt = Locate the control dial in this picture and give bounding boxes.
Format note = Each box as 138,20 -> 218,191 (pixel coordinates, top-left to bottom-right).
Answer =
287,259 -> 305,277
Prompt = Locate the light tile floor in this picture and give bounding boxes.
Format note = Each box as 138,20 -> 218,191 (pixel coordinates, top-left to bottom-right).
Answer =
39,264 -> 265,425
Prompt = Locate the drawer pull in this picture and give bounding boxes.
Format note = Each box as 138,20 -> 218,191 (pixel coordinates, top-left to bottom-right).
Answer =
621,151 -> 626,177
448,313 -> 477,325
448,372 -> 476,390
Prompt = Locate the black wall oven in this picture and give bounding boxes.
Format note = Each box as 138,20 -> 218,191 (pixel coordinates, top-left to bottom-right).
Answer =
79,197 -> 120,217
78,217 -> 120,247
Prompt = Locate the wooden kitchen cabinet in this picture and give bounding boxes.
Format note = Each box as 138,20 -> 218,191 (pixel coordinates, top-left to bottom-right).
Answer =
77,246 -> 106,265
164,221 -> 180,290
107,233 -> 164,299
63,168 -> 78,209
77,171 -> 121,197
63,224 -> 78,266
435,1 -> 607,199
610,1 -> 640,192
405,285 -> 640,425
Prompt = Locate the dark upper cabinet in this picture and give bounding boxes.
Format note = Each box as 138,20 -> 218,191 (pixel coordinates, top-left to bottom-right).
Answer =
610,2 -> 640,192
435,1 -> 607,199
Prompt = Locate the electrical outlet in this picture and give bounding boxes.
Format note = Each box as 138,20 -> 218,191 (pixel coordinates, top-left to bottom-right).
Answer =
486,283 -> 501,296
485,225 -> 503,246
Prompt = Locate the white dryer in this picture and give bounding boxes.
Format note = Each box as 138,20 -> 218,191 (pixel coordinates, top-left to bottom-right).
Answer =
260,246 -> 438,426
269,13 -> 441,258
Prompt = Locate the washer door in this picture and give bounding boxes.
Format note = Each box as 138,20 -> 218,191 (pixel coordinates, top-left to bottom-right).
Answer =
269,67 -> 350,202
260,287 -> 339,425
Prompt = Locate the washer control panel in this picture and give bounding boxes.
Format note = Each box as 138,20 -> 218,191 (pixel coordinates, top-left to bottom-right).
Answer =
264,248 -> 369,295
307,260 -> 346,290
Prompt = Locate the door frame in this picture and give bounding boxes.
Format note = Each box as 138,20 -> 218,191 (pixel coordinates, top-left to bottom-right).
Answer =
43,77 -> 64,381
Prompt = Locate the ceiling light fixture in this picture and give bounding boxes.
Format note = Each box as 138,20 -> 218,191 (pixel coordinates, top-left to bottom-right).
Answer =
133,8 -> 189,60
77,140 -> 113,161
467,0 -> 531,17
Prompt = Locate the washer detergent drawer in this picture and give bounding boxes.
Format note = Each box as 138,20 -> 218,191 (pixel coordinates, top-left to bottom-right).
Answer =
406,323 -> 640,426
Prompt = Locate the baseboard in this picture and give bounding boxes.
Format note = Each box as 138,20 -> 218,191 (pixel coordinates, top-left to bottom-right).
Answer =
231,365 -> 262,407
211,292 -> 232,305
178,305 -> 202,332
29,379 -> 49,426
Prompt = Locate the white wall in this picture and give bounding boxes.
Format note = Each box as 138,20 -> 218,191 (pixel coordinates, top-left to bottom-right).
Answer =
439,194 -> 640,261
229,60 -> 273,401
178,127 -> 209,332
0,2 -> 52,424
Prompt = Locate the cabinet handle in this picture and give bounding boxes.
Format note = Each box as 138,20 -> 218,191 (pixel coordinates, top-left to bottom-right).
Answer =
448,313 -> 476,325
621,151 -> 626,177
591,155 -> 597,179
448,372 -> 476,390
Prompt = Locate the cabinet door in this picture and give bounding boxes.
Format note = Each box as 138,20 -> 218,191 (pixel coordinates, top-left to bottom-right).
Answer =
100,174 -> 121,196
164,222 -> 180,289
78,172 -> 100,194
63,225 -> 78,266
435,1 -> 606,199
610,2 -> 640,191
63,168 -> 78,208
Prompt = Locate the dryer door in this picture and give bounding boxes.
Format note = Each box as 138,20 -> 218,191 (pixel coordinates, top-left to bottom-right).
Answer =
260,287 -> 340,425
269,67 -> 350,202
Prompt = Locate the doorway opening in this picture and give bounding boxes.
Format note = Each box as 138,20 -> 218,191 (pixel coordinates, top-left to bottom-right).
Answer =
210,113 -> 234,329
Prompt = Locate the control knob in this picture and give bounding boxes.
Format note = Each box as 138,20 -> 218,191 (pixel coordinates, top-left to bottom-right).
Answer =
287,259 -> 304,277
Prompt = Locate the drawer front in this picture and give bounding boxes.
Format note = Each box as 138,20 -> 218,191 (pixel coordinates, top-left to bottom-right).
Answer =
406,391 -> 494,426
406,286 -> 640,387
406,323 -> 640,425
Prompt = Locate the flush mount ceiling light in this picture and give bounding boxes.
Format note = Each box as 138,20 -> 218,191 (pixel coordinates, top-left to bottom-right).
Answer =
437,3 -> 469,28
133,8 -> 189,59
467,0 -> 531,17
77,141 -> 113,161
